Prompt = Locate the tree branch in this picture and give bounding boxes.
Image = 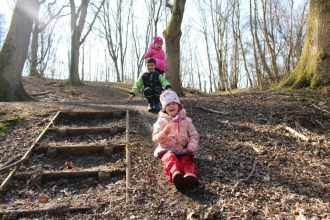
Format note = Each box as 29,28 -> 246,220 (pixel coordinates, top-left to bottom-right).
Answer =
80,0 -> 106,45
165,0 -> 173,12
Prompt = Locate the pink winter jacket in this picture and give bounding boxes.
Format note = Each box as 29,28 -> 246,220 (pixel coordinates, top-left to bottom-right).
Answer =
144,44 -> 168,72
152,109 -> 199,158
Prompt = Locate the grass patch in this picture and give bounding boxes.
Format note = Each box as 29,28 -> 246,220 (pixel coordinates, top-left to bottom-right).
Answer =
298,96 -> 309,101
0,109 -> 6,115
65,86 -> 81,96
0,117 -> 23,136
0,109 -> 28,136
0,122 -> 9,136
113,85 -> 131,93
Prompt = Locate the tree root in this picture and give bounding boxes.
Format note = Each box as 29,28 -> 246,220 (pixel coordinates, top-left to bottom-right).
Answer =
231,160 -> 258,195
195,106 -> 229,115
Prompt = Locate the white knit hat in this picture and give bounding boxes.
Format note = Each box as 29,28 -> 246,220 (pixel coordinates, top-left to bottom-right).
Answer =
160,90 -> 183,112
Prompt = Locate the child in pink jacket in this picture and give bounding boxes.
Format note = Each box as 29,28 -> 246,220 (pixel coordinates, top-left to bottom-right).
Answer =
152,90 -> 199,190
144,36 -> 168,75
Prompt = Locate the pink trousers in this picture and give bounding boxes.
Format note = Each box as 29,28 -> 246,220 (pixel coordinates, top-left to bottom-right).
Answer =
160,151 -> 198,183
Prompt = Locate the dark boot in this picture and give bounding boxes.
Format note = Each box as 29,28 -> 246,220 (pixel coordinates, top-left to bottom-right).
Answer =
147,102 -> 154,112
154,102 -> 161,112
173,171 -> 184,190
184,173 -> 200,188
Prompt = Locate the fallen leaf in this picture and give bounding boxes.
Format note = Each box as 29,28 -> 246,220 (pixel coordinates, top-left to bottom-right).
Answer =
65,161 -> 75,169
39,195 -> 49,203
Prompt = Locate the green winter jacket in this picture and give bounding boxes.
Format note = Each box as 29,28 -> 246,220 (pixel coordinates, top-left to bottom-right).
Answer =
130,71 -> 172,95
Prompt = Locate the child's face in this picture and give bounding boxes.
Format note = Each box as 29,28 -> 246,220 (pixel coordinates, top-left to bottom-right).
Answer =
155,42 -> 163,49
165,102 -> 179,117
146,62 -> 156,72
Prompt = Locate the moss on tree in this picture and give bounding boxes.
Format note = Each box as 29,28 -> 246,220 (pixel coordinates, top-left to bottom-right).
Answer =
280,0 -> 330,90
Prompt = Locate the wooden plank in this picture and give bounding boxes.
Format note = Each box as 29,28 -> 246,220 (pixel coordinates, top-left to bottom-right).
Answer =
47,126 -> 126,135
51,145 -> 105,155
57,111 -> 126,120
0,206 -> 92,217
14,168 -> 126,181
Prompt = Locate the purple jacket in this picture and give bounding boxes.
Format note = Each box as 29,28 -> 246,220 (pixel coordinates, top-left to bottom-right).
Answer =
144,44 -> 168,72
152,109 -> 199,158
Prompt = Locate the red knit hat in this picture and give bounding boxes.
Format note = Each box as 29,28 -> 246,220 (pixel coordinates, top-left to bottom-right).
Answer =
153,36 -> 163,44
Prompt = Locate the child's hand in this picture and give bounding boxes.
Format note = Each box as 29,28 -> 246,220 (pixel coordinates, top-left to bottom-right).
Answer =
187,146 -> 196,152
164,124 -> 172,135
129,94 -> 134,100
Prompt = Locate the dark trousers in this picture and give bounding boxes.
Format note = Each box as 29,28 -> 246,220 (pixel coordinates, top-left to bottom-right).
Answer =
143,86 -> 162,104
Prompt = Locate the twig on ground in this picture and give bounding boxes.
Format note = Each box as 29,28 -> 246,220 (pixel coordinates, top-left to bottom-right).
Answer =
311,104 -> 330,114
87,134 -> 96,142
1,154 -> 22,168
29,91 -> 52,96
0,153 -> 7,163
45,82 -> 57,85
245,142 -> 265,154
315,120 -> 326,129
0,157 -> 29,174
278,125 -> 310,142
195,106 -> 229,115
231,160 -> 258,195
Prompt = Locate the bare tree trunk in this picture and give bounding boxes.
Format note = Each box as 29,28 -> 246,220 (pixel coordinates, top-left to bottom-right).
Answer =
29,2 -> 41,77
29,1 -> 66,78
282,0 -> 330,88
163,0 -> 186,96
0,0 -> 38,101
261,0 -> 279,83
249,0 -> 262,89
69,0 -> 105,85
234,0 -> 253,87
254,0 -> 273,83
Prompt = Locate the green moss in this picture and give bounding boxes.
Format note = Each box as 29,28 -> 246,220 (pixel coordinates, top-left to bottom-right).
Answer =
0,122 -> 9,136
298,96 -> 309,101
321,114 -> 330,120
0,109 -> 6,115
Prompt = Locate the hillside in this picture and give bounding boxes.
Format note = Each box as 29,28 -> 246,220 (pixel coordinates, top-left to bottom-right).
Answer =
0,76 -> 329,219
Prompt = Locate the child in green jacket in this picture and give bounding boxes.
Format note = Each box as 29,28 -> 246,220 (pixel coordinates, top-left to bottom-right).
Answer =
129,58 -> 172,112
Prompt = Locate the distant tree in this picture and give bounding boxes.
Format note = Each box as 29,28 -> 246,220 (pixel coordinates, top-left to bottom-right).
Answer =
0,13 -> 6,47
29,0 -> 67,77
282,0 -> 330,88
163,0 -> 186,96
0,0 -> 38,101
68,0 -> 105,85
96,0 -> 132,82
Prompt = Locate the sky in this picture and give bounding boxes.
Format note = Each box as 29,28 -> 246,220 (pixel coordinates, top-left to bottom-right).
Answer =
0,0 -> 308,91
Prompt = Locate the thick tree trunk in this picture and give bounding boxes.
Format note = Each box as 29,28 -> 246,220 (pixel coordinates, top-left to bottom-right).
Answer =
282,0 -> 330,88
163,0 -> 186,96
0,0 -> 38,101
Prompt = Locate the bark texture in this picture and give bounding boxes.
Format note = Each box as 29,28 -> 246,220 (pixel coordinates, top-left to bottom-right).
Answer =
282,0 -> 330,88
0,0 -> 37,101
163,0 -> 186,96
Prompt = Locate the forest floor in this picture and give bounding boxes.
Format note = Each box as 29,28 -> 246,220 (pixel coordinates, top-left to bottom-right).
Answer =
0,76 -> 329,219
